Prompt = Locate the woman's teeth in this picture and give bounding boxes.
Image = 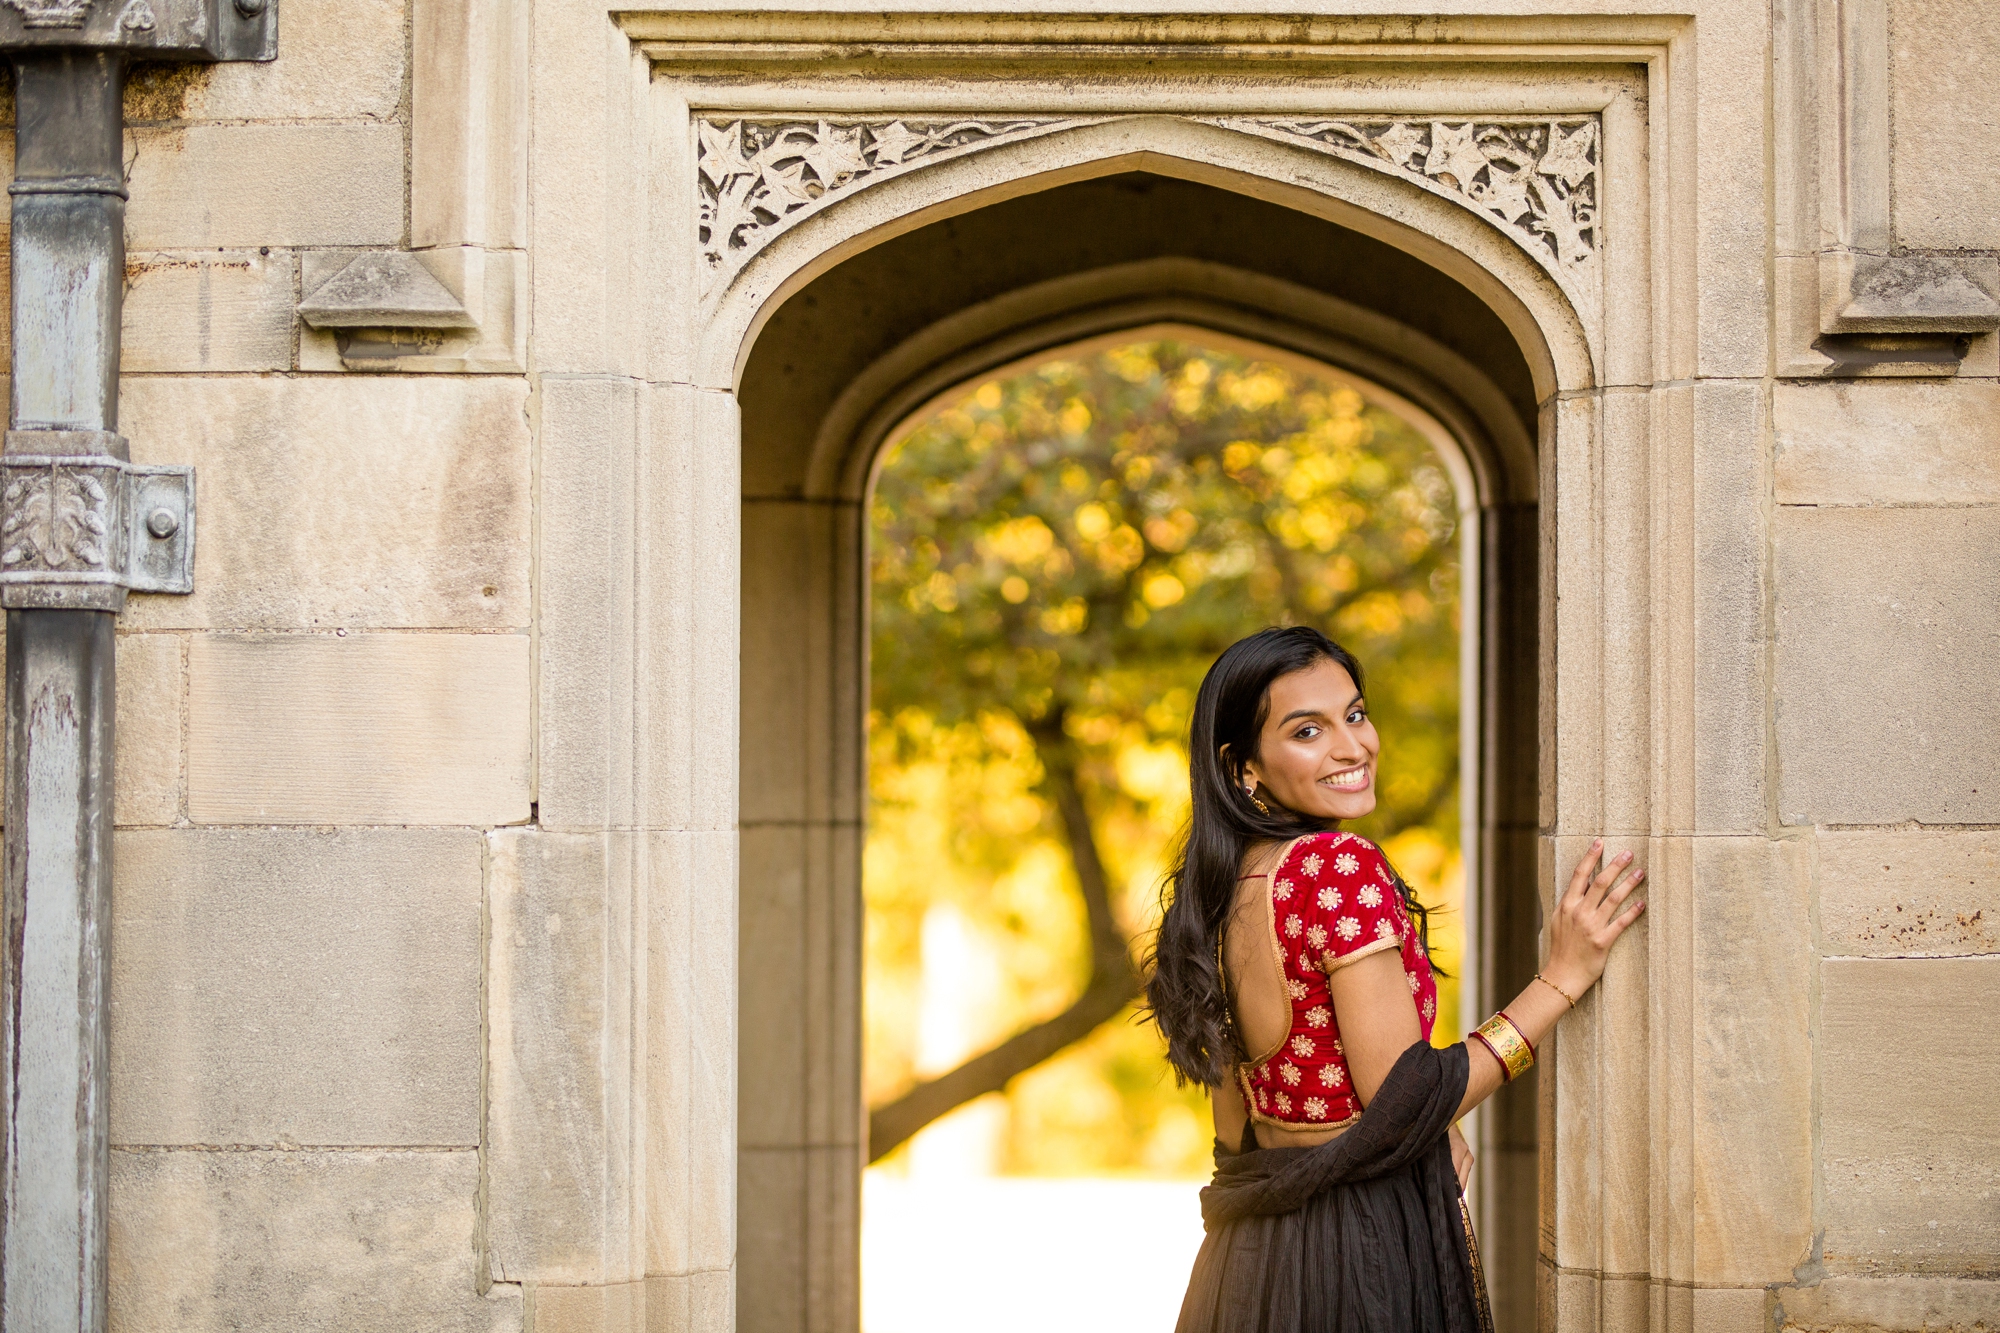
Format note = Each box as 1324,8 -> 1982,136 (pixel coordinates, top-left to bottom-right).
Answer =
1322,769 -> 1369,790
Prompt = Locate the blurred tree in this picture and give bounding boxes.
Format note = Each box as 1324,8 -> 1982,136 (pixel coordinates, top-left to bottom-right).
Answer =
867,339 -> 1460,1164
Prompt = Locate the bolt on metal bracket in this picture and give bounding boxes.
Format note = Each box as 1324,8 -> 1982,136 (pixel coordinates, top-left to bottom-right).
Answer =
0,429 -> 193,610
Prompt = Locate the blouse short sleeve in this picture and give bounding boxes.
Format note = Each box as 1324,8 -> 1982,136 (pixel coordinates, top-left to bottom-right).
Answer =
1278,832 -> 1406,974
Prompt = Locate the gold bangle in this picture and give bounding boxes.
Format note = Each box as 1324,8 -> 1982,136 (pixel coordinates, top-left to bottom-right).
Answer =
1474,1012 -> 1535,1082
1534,972 -> 1579,1008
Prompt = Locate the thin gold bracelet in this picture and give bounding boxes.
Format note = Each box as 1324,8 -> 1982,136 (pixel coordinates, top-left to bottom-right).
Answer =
1534,972 -> 1580,1008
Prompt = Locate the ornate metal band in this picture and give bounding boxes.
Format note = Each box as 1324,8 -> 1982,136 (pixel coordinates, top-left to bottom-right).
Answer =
1472,1012 -> 1535,1083
0,431 -> 195,610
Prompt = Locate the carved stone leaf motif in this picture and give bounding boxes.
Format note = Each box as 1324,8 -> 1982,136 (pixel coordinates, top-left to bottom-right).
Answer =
2,467 -> 113,572
697,117 -> 1068,294
1242,118 -> 1600,276
5,0 -> 93,28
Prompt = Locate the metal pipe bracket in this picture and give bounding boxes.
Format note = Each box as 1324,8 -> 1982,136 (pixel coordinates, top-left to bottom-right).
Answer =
0,430 -> 193,610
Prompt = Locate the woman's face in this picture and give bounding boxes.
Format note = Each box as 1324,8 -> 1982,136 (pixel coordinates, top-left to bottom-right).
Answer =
1239,658 -> 1380,823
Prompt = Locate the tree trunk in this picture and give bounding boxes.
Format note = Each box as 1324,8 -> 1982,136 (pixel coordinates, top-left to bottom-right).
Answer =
867,712 -> 1137,1163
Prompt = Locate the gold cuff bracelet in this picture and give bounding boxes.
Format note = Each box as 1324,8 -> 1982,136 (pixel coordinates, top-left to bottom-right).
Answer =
1472,1012 -> 1536,1083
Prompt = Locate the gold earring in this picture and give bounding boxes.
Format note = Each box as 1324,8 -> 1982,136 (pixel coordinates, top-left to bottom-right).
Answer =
1245,781 -> 1271,816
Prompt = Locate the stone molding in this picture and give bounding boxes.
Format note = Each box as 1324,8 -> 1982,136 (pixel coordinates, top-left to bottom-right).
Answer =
697,113 -> 1602,327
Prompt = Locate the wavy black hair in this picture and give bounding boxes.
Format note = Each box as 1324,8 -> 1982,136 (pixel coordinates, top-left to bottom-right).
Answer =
1142,625 -> 1434,1088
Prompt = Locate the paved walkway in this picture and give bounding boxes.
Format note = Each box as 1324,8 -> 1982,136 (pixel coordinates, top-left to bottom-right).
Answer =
862,1173 -> 1209,1332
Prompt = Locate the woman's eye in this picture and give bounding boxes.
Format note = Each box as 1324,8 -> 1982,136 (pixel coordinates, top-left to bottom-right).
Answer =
1346,710 -> 1367,725
1295,724 -> 1320,739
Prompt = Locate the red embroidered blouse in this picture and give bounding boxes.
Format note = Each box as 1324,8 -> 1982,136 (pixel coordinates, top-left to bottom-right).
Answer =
1233,831 -> 1438,1130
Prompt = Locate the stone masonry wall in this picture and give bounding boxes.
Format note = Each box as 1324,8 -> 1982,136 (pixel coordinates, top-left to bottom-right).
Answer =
100,3 -> 530,1329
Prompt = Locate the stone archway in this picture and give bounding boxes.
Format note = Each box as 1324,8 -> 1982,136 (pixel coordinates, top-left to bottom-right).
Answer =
731,154 -> 1569,1333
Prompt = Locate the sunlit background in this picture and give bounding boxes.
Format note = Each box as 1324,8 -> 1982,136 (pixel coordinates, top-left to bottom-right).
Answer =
861,339 -> 1463,1332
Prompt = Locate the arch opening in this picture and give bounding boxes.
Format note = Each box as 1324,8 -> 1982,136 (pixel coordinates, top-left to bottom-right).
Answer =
736,169 -> 1549,1333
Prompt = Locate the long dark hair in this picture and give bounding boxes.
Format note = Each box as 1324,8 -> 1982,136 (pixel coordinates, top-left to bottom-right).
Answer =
1142,626 -> 1434,1088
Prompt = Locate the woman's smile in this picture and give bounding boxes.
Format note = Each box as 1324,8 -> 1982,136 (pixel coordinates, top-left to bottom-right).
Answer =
1320,766 -> 1370,791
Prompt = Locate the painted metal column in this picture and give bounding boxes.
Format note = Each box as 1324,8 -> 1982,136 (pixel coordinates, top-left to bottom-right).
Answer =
0,48 -> 127,1333
0,6 -> 273,1330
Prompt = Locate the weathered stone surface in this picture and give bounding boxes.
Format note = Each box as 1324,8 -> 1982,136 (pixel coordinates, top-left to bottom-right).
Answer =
1820,957 -> 2000,1269
1774,507 -> 2000,825
1890,0 -> 2000,251
527,1274 -> 730,1333
126,125 -> 403,250
1692,838 -> 1814,1283
1774,381 -> 2000,506
110,828 -> 483,1146
121,251 -> 296,374
537,376 -> 639,829
486,829 -> 631,1285
1692,380 -> 1767,831
1691,1288 -> 1767,1333
121,377 -> 531,630
1819,829 -> 1999,957
114,634 -> 181,827
123,0 -> 407,123
108,1149 -> 518,1333
1778,1275 -> 2000,1330
186,634 -> 531,825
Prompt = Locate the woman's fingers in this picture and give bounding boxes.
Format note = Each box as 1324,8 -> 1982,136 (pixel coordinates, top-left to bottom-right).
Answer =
1610,893 -> 1647,934
1563,840 -> 1604,904
1588,851 -> 1632,906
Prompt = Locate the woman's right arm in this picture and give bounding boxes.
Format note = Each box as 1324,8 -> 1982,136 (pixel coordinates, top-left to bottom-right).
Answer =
1451,840 -> 1645,1118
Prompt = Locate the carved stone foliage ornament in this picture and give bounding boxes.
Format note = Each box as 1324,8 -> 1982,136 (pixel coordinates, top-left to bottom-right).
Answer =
5,0 -> 92,27
696,113 -> 1603,329
698,118 -> 1072,293
1234,119 -> 1598,271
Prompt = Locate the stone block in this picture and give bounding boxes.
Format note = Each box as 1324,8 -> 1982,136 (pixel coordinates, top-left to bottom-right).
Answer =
1774,381 -> 2000,506
126,125 -> 403,250
186,633 -> 531,825
1774,507 -> 2000,825
413,0 -> 529,250
537,376 -> 639,830
1777,1275 -> 2000,1331
528,1282 -> 644,1333
525,1275 -> 730,1333
1820,957 -> 2000,1269
1818,828 -> 1998,956
114,634 -> 181,827
124,0 -> 406,123
1692,380 -> 1766,832
1890,0 -> 2000,250
485,829 -> 632,1285
120,377 -> 531,630
736,1147 -> 806,1333
639,829 -> 737,1280
110,828 -> 483,1146
108,1149 -> 518,1333
1691,838 -> 1813,1283
1691,1289 -> 1767,1333
738,824 -> 807,1151
121,251 -> 296,373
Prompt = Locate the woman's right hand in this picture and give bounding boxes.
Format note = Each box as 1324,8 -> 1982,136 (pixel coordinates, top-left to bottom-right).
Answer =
1544,840 -> 1646,1001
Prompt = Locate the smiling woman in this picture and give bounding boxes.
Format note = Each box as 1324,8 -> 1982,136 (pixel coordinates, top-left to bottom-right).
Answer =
861,337 -> 1472,1331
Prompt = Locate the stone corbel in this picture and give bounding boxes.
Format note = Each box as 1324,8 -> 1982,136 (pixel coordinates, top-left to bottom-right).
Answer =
297,248 -> 524,373
0,430 -> 194,611
1791,0 -> 1999,376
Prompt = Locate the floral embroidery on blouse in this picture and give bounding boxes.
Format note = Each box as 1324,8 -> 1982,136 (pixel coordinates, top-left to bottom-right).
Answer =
1235,832 -> 1438,1131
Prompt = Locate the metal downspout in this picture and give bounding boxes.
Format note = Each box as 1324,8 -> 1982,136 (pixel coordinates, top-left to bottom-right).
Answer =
1,49 -> 130,1333
0,7 -> 274,1328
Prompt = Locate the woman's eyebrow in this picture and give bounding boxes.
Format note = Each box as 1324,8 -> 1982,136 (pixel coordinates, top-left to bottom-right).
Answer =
1277,693 -> 1363,725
